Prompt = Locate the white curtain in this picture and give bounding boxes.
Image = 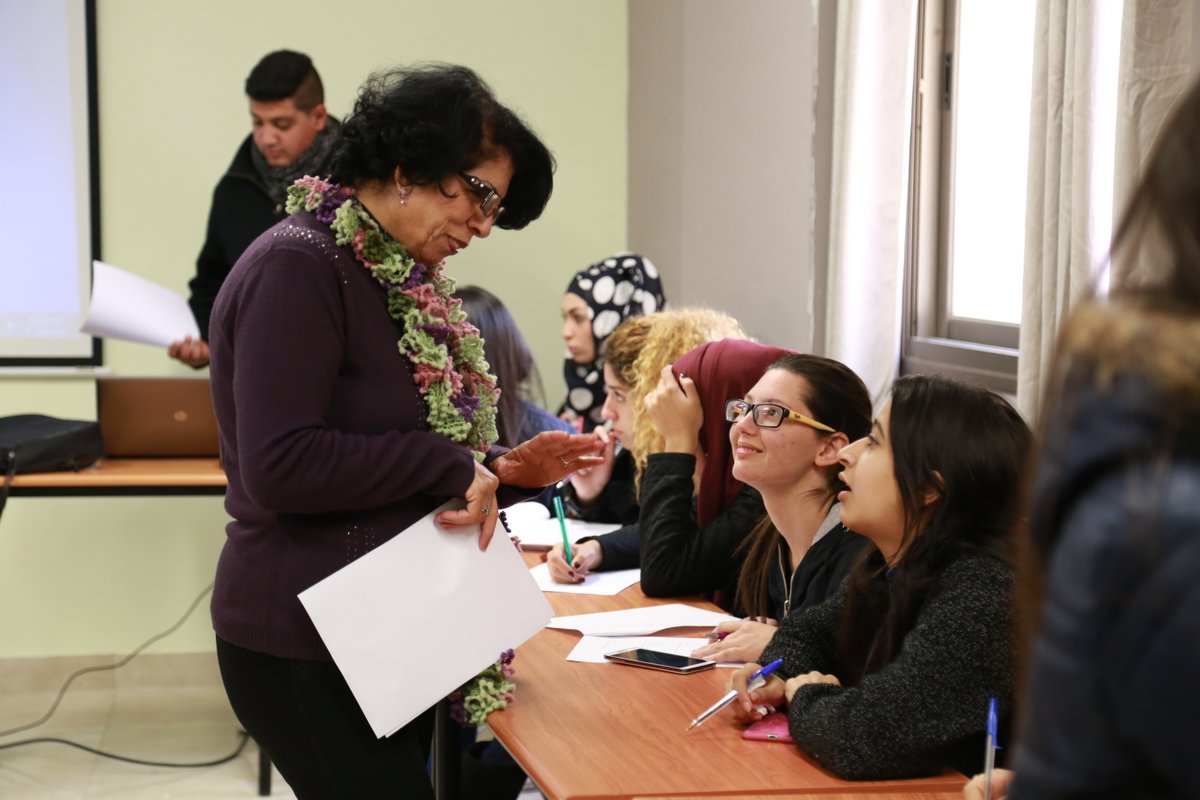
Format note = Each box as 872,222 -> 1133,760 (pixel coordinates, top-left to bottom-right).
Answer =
1017,2 -> 1115,421
1111,0 -> 1195,286
822,0 -> 918,404
1018,0 -> 1193,420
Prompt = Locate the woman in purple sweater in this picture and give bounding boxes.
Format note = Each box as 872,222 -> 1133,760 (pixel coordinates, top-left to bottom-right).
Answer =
207,64 -> 601,799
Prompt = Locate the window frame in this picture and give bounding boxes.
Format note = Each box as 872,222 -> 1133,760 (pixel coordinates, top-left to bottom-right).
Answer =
900,0 -> 1019,395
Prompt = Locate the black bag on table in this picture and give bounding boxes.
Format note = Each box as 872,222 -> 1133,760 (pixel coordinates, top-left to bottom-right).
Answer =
0,414 -> 105,518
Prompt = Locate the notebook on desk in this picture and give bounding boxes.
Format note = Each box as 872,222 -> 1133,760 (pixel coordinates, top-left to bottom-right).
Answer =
96,377 -> 220,458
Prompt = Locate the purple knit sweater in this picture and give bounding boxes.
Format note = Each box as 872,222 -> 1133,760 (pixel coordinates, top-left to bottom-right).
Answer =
208,212 -> 518,660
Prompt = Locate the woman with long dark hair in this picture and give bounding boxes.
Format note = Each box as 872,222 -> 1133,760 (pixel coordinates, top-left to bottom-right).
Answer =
964,76 -> 1200,800
731,375 -> 1031,780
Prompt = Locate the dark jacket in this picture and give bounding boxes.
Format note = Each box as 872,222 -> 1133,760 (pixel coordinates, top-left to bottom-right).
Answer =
189,137 -> 288,341
761,553 -> 1016,780
637,452 -> 865,620
1010,379 -> 1200,800
585,452 -> 865,619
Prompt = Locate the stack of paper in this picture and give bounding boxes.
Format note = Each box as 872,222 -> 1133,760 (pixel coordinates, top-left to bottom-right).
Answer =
299,504 -> 551,738
548,603 -> 736,636
82,260 -> 199,347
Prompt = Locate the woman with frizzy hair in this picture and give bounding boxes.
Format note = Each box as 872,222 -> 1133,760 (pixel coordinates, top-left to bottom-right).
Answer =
546,308 -> 748,575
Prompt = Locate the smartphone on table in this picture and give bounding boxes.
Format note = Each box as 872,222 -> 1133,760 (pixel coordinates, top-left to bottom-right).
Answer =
603,648 -> 715,674
742,711 -> 792,742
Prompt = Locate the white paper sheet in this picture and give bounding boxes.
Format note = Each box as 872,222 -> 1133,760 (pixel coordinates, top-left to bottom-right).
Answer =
548,603 -> 736,636
566,635 -> 743,668
298,503 -> 552,738
502,500 -> 622,548
81,260 -> 199,347
529,562 -> 640,595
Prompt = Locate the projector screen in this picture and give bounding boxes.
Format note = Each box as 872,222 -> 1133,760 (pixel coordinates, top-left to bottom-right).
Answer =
0,0 -> 100,367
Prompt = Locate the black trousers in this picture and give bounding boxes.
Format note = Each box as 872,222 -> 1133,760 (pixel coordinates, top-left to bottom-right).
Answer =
216,636 -> 435,800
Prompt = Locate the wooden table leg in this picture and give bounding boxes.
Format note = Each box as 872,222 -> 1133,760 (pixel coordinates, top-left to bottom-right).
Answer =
432,699 -> 459,800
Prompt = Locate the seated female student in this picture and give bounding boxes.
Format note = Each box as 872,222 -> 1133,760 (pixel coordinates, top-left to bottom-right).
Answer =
545,308 -> 747,573
551,348 -> 870,661
560,253 -> 665,432
731,375 -> 1030,780
964,74 -> 1200,800
653,352 -> 872,664
557,254 -> 666,525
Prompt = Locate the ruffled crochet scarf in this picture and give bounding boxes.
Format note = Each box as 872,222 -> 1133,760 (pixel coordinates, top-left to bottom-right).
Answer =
286,176 -> 499,460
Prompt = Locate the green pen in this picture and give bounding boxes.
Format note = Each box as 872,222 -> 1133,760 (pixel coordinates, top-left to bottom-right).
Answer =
552,494 -> 573,565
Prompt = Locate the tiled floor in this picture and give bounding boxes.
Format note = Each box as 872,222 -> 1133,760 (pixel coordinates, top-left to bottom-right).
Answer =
0,682 -> 291,799
0,654 -> 542,799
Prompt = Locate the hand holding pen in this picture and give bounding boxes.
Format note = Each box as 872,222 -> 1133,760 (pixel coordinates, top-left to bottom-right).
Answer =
688,658 -> 785,731
542,539 -> 602,583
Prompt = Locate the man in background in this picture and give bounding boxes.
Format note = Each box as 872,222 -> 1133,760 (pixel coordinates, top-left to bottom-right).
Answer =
170,50 -> 339,367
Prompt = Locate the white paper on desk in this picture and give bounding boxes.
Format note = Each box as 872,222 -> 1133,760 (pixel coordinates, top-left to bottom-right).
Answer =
81,260 -> 200,347
567,635 -> 743,668
298,503 -> 552,738
529,562 -> 640,595
548,603 -> 736,636
502,500 -> 622,548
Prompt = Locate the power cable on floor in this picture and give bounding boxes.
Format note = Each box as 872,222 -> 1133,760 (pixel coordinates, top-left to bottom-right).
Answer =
0,582 -> 251,768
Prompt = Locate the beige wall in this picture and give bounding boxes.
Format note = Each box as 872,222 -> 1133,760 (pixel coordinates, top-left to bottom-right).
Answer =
0,0 -> 627,658
629,0 -> 823,352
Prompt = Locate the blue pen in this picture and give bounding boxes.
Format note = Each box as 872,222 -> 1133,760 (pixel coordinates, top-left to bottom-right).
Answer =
983,696 -> 1000,800
686,658 -> 784,731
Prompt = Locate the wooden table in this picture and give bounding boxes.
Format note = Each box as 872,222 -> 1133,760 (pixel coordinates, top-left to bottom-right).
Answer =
636,794 -> 963,799
488,568 -> 966,799
8,457 -> 227,495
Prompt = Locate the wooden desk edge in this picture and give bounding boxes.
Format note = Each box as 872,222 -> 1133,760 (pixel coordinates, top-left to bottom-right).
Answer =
9,457 -> 227,492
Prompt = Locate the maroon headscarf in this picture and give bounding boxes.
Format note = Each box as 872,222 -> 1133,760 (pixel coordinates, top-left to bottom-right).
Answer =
670,339 -> 800,526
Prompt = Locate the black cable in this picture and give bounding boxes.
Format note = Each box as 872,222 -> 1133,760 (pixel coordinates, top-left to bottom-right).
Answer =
0,582 -> 251,768
0,731 -> 249,768
0,582 -> 214,739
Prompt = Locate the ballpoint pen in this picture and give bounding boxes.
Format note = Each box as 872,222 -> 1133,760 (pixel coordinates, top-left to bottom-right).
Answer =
686,658 -> 783,731
983,696 -> 1000,800
552,494 -> 573,565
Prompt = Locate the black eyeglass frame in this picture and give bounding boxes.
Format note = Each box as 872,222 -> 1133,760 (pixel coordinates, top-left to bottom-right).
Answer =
724,398 -> 836,432
457,172 -> 504,218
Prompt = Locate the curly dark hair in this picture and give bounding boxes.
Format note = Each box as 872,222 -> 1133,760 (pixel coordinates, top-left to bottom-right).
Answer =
330,63 -> 554,230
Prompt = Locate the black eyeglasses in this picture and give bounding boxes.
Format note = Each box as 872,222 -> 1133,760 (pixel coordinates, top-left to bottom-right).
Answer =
724,398 -> 835,432
458,172 -> 504,218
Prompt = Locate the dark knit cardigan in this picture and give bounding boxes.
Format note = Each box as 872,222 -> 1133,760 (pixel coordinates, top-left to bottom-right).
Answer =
208,213 -> 528,661
759,552 -> 1016,780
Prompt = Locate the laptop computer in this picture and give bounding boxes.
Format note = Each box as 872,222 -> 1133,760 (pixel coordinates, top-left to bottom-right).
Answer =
96,377 -> 220,458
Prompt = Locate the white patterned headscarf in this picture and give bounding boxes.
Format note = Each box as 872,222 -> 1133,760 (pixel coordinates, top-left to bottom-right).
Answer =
562,253 -> 666,430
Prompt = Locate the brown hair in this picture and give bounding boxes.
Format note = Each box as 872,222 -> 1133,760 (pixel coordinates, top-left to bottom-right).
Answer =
1020,77 -> 1200,660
